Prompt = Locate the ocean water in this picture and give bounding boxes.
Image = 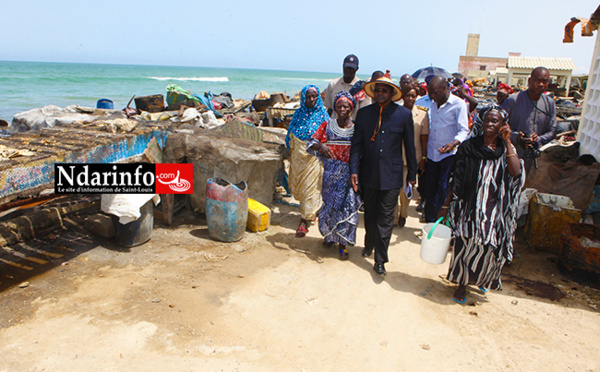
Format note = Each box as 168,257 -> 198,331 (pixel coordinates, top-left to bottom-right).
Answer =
0,61 -> 366,121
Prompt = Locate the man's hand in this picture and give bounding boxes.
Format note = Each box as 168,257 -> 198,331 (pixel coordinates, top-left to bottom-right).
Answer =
418,159 -> 426,173
350,174 -> 359,192
408,180 -> 416,187
438,141 -> 457,153
524,133 -> 539,147
518,132 -> 539,148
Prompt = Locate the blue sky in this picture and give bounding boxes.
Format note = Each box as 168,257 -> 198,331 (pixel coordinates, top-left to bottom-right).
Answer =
2,0 -> 598,75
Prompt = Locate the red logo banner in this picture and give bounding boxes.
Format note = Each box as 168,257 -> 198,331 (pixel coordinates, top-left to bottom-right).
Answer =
155,163 -> 193,194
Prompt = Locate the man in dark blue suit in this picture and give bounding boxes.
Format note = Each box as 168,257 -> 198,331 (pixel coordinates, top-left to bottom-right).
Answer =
350,73 -> 417,276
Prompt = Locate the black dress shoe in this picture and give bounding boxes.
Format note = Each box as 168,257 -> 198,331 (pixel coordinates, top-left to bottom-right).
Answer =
374,262 -> 386,276
361,247 -> 373,257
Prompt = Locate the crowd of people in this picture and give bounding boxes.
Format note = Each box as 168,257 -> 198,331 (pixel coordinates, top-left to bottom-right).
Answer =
285,54 -> 557,303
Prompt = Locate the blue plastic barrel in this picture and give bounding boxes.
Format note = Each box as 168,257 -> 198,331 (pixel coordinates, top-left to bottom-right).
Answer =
97,99 -> 114,109
206,178 -> 248,242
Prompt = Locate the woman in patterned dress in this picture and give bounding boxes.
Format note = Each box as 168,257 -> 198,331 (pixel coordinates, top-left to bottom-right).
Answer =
308,91 -> 362,259
286,85 -> 330,237
439,104 -> 524,303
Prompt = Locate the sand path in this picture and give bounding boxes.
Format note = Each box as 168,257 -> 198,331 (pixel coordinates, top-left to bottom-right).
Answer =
0,204 -> 598,371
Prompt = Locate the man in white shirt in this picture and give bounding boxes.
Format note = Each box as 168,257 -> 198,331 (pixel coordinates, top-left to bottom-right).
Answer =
324,54 -> 361,120
424,76 -> 470,222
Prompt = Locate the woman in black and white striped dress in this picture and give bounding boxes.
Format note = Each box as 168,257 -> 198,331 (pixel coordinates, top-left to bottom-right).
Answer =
439,104 -> 524,304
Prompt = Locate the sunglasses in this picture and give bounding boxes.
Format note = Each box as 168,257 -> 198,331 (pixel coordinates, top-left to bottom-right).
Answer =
373,88 -> 392,94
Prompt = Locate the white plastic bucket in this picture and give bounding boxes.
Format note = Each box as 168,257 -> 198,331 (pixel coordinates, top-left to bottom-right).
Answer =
421,217 -> 452,264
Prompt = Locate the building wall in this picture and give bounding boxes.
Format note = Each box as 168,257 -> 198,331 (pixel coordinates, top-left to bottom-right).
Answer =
507,67 -> 572,90
458,56 -> 508,78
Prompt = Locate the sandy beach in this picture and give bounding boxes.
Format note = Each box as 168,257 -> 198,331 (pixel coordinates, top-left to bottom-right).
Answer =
0,200 -> 598,371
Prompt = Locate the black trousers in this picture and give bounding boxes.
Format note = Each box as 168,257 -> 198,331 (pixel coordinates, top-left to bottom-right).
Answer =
362,187 -> 400,264
417,168 -> 426,201
424,156 -> 454,223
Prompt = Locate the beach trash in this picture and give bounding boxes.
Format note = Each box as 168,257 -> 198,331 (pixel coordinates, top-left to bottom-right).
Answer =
525,193 -> 581,253
134,94 -> 165,113
269,92 -> 289,105
112,200 -> 154,247
206,178 -> 248,242
247,198 -> 271,232
420,217 -> 452,265
96,99 -> 114,109
101,194 -> 160,248
560,223 -> 600,279
252,98 -> 271,112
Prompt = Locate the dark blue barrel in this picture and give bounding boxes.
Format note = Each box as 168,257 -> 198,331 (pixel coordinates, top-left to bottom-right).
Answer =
97,99 -> 114,109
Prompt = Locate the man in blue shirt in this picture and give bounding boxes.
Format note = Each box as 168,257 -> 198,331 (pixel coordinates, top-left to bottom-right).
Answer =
424,76 -> 470,222
350,74 -> 417,276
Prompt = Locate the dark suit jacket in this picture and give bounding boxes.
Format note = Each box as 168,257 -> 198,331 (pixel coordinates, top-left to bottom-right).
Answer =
349,102 -> 417,191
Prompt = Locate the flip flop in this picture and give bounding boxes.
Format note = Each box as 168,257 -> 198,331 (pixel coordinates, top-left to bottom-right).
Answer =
453,287 -> 467,304
478,286 -> 489,293
453,295 -> 466,304
339,246 -> 349,260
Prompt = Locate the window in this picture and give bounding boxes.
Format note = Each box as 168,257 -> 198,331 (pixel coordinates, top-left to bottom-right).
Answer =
479,65 -> 487,71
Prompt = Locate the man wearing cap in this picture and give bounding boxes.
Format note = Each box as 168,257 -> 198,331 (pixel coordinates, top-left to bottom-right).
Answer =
424,76 -> 470,223
324,54 -> 361,120
350,73 -> 417,276
415,75 -> 435,115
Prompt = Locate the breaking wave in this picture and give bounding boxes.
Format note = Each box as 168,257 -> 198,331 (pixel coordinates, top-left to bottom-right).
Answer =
149,76 -> 229,82
279,77 -> 333,82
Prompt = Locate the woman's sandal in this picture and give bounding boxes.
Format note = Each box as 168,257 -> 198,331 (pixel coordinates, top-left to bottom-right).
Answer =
453,287 -> 467,304
478,286 -> 489,293
295,225 -> 308,238
339,245 -> 349,260
453,295 -> 466,304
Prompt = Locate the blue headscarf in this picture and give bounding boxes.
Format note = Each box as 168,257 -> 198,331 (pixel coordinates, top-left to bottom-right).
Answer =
286,85 -> 329,148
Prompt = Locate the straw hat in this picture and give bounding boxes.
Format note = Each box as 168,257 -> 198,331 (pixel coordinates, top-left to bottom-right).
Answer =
364,70 -> 402,102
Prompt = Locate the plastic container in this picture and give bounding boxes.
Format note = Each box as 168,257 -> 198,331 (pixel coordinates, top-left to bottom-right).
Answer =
247,198 -> 271,232
112,199 -> 154,247
96,99 -> 114,109
206,178 -> 248,242
420,217 -> 452,264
